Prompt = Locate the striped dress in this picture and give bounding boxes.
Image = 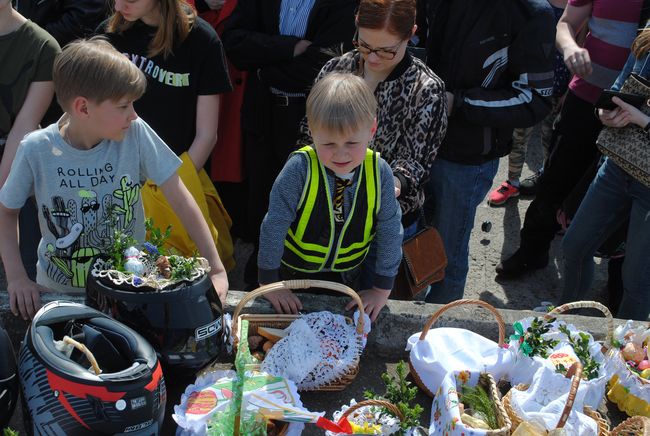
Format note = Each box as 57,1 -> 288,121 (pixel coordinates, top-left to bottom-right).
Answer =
568,0 -> 643,103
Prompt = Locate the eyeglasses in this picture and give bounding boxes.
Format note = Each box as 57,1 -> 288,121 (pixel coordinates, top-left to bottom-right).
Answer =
352,31 -> 404,60
81,202 -> 100,213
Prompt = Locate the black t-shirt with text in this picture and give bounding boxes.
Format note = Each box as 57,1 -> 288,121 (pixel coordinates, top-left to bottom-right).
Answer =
101,17 -> 232,155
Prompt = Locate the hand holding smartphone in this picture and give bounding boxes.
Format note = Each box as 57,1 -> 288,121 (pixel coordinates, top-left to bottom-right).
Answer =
595,90 -> 647,110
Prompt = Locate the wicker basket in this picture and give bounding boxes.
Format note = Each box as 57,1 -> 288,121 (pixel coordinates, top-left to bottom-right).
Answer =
232,279 -> 365,392
503,363 -> 609,435
339,399 -> 405,432
544,300 -> 614,346
465,372 -> 512,435
610,416 -> 650,435
408,299 -> 506,397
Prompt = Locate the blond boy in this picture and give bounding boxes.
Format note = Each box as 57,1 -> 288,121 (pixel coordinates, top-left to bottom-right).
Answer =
0,38 -> 228,320
258,73 -> 403,321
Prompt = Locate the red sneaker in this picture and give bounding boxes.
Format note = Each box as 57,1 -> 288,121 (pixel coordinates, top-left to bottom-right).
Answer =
488,180 -> 520,206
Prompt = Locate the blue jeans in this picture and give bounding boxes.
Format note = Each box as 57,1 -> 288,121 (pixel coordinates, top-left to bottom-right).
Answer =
561,159 -> 650,320
424,158 -> 499,303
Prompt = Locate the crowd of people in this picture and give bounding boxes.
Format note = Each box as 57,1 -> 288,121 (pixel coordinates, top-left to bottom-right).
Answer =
0,0 -> 648,323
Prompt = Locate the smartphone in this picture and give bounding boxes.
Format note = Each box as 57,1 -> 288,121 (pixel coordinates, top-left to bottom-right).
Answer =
594,90 -> 647,110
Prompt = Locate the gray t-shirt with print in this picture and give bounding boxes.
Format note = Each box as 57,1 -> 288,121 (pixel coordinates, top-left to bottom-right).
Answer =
0,117 -> 181,293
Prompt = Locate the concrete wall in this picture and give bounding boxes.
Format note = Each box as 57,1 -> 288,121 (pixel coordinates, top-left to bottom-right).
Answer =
1,290 -> 639,356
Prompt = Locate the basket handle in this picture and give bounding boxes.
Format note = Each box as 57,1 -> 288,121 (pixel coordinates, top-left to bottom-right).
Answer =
63,335 -> 101,375
545,301 -> 614,347
556,362 -> 583,429
232,280 -> 365,344
340,399 -> 405,422
418,299 -> 505,345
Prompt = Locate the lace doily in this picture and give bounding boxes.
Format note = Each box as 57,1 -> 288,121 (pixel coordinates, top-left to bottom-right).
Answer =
90,257 -> 210,291
325,399 -> 401,436
508,317 -> 610,410
510,365 -> 598,435
261,311 -> 366,390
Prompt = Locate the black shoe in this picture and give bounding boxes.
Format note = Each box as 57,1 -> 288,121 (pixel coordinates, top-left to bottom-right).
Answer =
519,170 -> 543,196
495,248 -> 549,278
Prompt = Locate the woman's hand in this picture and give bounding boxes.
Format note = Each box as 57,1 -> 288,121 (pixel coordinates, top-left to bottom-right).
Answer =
598,96 -> 650,129
563,46 -> 592,78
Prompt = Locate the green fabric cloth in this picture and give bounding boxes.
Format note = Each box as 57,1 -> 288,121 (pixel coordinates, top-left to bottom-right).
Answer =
0,19 -> 60,137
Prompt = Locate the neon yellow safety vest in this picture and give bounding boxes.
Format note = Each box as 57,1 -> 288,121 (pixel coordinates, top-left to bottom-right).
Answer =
282,146 -> 380,272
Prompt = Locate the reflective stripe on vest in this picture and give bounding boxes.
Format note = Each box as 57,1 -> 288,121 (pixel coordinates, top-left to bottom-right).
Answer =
282,146 -> 380,272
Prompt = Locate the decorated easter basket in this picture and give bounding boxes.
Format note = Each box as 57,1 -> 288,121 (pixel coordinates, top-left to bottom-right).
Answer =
407,299 -> 512,397
545,301 -> 614,348
609,415 -> 650,435
232,280 -> 365,392
325,399 -> 405,435
605,321 -> 650,417
503,363 -> 609,435
430,371 -> 511,435
508,300 -> 614,411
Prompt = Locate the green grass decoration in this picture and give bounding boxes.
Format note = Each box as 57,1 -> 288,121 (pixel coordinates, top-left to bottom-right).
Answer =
364,360 -> 423,433
459,384 -> 499,430
557,325 -> 600,380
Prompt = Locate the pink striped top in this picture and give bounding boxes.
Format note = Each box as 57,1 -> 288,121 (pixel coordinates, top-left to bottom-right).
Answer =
568,0 -> 642,103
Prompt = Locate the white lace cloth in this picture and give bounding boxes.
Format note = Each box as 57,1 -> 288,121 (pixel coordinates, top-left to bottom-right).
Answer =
510,365 -> 598,435
406,327 -> 515,396
508,318 -> 612,410
90,257 -> 210,290
261,310 -> 370,390
325,399 -> 401,436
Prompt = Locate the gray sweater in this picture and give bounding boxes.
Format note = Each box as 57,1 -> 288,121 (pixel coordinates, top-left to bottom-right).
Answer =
258,149 -> 403,289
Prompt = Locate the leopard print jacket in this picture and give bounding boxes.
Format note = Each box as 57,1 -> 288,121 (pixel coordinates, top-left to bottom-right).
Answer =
298,50 -> 447,222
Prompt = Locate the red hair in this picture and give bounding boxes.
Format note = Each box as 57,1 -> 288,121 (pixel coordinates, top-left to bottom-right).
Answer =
357,0 -> 416,40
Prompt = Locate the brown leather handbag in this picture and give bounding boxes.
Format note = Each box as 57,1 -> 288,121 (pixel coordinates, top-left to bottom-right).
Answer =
392,227 -> 447,300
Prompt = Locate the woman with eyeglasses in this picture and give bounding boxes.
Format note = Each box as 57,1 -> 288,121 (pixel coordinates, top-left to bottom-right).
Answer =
298,0 -> 447,239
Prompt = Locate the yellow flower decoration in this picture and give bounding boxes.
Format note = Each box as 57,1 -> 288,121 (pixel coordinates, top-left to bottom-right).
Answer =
349,421 -> 382,434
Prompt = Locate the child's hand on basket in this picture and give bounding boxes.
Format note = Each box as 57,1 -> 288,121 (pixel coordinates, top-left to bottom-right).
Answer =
209,272 -> 229,307
346,287 -> 390,322
263,289 -> 303,314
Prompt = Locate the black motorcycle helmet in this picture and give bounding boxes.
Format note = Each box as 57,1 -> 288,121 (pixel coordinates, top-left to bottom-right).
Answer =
86,259 -> 226,375
0,319 -> 18,429
19,301 -> 166,435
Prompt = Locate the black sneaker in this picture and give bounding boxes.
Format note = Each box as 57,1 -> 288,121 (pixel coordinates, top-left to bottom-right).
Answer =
495,248 -> 549,278
519,170 -> 543,196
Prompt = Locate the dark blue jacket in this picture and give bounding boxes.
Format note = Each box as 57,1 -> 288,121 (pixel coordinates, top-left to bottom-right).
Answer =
418,0 -> 555,164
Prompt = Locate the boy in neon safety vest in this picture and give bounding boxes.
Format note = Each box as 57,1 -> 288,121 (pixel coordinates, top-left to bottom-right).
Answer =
258,73 -> 403,321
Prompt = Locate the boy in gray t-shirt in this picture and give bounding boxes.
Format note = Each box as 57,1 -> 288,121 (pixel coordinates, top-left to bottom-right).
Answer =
0,38 -> 229,320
